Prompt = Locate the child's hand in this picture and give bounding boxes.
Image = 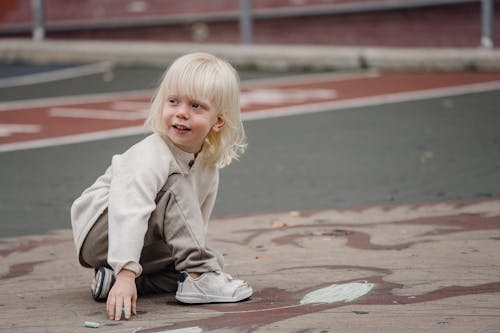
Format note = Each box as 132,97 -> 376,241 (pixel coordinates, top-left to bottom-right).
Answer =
106,269 -> 137,320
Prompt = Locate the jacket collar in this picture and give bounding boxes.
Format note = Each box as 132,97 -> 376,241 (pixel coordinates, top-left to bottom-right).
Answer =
163,137 -> 199,175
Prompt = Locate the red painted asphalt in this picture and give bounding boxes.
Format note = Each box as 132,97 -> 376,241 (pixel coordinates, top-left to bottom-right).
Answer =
2,72 -> 500,148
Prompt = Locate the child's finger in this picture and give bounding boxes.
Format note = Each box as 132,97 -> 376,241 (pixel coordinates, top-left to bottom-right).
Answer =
114,298 -> 124,321
107,295 -> 116,320
131,298 -> 137,316
123,298 -> 132,319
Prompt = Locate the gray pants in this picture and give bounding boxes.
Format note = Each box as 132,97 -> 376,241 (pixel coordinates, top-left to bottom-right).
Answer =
79,173 -> 224,295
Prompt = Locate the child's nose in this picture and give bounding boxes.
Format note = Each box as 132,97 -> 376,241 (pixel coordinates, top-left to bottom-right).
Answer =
175,104 -> 190,119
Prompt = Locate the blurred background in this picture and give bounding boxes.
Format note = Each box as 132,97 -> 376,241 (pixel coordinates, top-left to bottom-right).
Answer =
1,0 -> 499,48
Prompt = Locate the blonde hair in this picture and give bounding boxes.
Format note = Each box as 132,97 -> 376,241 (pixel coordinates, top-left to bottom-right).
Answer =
145,52 -> 246,168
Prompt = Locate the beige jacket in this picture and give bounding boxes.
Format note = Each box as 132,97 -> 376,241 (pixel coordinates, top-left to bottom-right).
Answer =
70,133 -> 218,276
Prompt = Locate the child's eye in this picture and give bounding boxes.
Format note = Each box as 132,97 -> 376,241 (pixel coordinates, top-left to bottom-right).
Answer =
192,103 -> 200,109
168,97 -> 177,104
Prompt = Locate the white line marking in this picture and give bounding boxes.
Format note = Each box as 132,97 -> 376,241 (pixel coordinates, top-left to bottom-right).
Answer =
242,80 -> 500,121
111,101 -> 151,110
154,327 -> 202,333
0,124 -> 41,137
0,71 -> 370,111
1,73 -> 500,152
0,126 -> 147,153
0,61 -> 114,88
0,72 -> 372,111
300,282 -> 374,305
49,107 -> 148,120
240,88 -> 337,108
185,303 -> 305,315
0,89 -> 153,111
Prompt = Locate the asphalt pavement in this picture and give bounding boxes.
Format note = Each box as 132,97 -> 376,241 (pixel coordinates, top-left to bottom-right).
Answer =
0,82 -> 499,237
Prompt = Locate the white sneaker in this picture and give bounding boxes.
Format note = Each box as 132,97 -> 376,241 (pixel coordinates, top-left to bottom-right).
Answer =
175,271 -> 253,304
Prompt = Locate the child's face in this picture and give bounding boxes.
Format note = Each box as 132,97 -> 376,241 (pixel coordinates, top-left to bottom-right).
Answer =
162,94 -> 225,153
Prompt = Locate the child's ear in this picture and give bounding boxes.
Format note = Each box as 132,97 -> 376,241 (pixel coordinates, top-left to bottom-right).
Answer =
212,114 -> 226,132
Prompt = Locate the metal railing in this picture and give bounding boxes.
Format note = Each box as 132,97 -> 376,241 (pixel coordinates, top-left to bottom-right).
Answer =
31,0 -> 45,41
482,0 -> 495,48
28,0 -> 496,48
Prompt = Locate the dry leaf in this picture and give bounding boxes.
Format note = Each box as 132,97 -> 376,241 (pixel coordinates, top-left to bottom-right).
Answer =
420,151 -> 434,164
272,221 -> 293,228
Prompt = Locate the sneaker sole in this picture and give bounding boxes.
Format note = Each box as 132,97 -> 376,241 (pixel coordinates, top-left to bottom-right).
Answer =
176,288 -> 253,304
92,267 -> 114,301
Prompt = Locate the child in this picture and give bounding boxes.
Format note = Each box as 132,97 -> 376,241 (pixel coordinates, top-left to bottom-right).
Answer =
71,52 -> 252,321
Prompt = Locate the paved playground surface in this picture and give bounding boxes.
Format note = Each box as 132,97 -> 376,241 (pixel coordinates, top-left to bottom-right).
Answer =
1,60 -> 500,332
1,198 -> 499,332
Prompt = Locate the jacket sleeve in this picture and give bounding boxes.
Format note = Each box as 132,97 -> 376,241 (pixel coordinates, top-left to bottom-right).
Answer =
107,143 -> 171,277
200,169 -> 219,232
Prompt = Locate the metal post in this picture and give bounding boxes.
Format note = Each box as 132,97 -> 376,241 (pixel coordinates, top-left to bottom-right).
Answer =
481,0 -> 494,49
239,0 -> 253,44
31,0 -> 45,41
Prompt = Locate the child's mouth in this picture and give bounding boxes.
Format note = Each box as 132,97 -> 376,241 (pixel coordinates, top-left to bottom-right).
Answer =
173,124 -> 191,132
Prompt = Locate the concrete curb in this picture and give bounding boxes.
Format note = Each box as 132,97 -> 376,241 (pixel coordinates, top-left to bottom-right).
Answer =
1,39 -> 500,72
